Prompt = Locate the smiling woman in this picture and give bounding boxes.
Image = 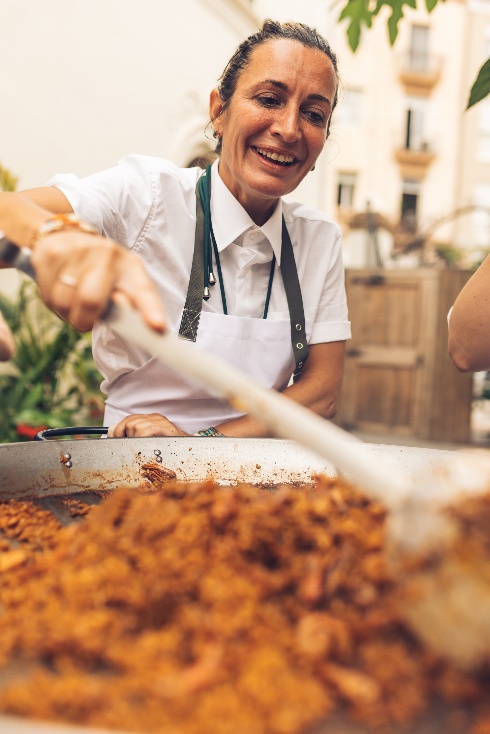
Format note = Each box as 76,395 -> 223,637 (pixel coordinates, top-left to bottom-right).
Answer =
0,19 -> 351,440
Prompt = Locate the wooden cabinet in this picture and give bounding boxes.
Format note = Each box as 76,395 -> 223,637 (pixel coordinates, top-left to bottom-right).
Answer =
336,268 -> 473,443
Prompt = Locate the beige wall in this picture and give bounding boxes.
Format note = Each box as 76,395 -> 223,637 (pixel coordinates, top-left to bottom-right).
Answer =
2,0 -> 490,265
0,0 -> 255,189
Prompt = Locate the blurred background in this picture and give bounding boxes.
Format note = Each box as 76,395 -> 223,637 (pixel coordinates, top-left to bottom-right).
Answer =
0,0 -> 488,447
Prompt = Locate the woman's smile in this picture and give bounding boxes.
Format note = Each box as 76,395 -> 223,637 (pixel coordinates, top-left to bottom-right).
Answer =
253,146 -> 297,166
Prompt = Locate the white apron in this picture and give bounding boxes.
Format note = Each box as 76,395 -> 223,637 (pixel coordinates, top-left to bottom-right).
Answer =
103,311 -> 311,434
104,164 -> 310,434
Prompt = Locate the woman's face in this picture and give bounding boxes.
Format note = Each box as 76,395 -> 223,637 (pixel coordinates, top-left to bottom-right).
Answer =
210,39 -> 337,225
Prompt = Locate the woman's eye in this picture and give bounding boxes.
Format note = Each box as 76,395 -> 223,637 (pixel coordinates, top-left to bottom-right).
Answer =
257,95 -> 280,108
304,110 -> 326,125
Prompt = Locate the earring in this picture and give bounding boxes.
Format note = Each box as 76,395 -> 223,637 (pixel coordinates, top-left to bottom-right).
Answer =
213,130 -> 220,140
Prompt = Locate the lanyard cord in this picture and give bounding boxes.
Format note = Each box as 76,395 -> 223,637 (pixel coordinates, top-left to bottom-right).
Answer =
180,165 -> 309,378
210,224 -> 227,314
200,164 -> 276,319
211,224 -> 276,318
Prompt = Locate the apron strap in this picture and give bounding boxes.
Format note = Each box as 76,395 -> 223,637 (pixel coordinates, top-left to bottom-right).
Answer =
280,218 -> 309,381
178,173 -> 206,342
178,167 -> 309,379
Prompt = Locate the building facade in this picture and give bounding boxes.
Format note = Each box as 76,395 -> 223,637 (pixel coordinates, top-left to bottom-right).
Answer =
323,0 -> 490,268
2,0 -> 489,267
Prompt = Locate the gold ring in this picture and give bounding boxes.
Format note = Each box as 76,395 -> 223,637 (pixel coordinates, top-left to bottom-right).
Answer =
58,274 -> 78,287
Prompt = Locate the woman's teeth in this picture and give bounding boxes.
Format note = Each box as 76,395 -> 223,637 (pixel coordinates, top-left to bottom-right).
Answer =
256,148 -> 294,165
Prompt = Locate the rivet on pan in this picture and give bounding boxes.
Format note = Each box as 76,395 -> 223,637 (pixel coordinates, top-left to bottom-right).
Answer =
60,453 -> 72,467
156,456 -> 163,464
154,450 -> 162,456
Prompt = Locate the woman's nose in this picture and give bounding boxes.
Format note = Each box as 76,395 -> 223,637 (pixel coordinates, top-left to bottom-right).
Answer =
271,106 -> 300,142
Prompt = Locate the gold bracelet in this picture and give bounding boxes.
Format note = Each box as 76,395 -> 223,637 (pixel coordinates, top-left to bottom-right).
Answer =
30,213 -> 98,250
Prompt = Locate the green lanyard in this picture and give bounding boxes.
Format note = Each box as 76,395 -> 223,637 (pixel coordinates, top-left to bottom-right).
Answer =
179,165 -> 309,380
198,169 -> 275,319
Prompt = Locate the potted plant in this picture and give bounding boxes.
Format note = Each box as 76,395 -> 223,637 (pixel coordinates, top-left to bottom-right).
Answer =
0,280 -> 104,443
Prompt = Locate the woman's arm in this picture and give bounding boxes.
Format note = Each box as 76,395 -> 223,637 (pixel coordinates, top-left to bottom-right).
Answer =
448,254 -> 490,372
214,341 -> 346,437
112,341 -> 346,438
0,190 -> 165,333
0,188 -> 73,246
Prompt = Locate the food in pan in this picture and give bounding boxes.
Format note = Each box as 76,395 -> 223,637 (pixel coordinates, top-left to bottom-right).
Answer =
0,476 -> 489,734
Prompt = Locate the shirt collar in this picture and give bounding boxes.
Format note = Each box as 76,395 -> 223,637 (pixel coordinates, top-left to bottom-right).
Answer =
209,159 -> 284,264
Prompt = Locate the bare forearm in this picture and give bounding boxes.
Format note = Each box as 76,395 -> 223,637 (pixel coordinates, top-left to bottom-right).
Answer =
213,341 -> 345,438
213,388 -> 338,439
449,255 -> 490,372
0,192 -> 51,250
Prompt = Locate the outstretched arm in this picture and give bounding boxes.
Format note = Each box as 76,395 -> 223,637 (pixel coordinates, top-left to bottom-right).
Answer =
448,255 -> 490,372
0,189 -> 166,333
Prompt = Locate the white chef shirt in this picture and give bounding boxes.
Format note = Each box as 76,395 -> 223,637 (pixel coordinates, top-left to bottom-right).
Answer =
48,155 -> 351,396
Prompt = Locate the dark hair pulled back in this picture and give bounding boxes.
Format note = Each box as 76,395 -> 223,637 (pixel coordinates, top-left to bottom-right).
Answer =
212,19 -> 340,152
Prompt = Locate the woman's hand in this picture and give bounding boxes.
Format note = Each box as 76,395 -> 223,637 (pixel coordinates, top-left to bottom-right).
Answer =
31,231 -> 166,333
109,413 -> 190,438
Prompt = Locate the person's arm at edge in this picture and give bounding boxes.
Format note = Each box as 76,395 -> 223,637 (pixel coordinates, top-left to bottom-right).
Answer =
448,254 -> 490,372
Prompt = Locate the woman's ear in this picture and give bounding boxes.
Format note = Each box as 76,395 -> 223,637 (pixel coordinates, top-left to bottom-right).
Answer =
209,88 -> 224,135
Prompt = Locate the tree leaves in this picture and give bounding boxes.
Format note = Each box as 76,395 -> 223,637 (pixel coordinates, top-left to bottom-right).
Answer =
338,0 -> 445,51
337,0 -> 490,110
374,0 -> 417,46
339,0 -> 373,52
467,57 -> 490,109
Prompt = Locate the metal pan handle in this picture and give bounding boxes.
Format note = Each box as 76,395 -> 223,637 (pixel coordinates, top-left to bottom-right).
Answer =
34,427 -> 109,441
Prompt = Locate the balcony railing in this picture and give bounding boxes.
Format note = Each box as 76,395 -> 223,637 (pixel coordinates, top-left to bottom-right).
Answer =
394,142 -> 436,178
397,52 -> 442,92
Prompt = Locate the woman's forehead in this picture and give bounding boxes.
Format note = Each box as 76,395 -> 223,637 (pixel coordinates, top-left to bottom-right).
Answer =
237,39 -> 336,96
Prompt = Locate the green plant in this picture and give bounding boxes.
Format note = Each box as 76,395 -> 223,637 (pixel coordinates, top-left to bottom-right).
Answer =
0,163 -> 18,192
434,243 -> 463,269
0,280 -> 104,442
